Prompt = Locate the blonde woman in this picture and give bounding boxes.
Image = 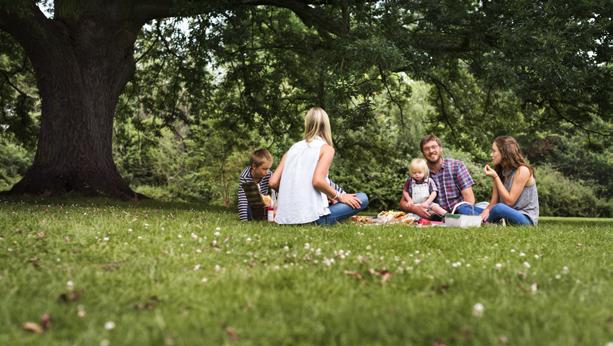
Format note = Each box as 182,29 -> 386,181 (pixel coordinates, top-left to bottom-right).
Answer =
269,107 -> 368,225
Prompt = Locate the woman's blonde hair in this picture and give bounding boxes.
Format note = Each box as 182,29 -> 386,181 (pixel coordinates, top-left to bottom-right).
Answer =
408,158 -> 429,178
304,107 -> 333,146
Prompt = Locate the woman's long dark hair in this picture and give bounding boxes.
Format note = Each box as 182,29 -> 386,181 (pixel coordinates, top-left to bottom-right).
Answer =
493,136 -> 534,182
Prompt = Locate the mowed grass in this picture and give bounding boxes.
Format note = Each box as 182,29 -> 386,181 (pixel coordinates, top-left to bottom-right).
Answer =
0,198 -> 611,346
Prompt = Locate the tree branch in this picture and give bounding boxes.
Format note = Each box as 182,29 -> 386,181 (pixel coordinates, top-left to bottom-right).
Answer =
133,0 -> 346,36
548,101 -> 610,137
0,1 -> 52,51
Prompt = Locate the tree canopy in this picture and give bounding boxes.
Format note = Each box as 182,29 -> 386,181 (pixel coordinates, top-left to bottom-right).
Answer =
0,0 -> 610,199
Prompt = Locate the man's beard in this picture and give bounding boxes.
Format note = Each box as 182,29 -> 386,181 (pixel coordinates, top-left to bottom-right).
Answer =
426,155 -> 441,164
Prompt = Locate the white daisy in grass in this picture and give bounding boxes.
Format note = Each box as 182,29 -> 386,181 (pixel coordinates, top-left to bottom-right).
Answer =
201,277 -> 208,283
495,263 -> 503,270
304,243 -> 311,250
283,245 -> 290,252
523,261 -> 531,269
519,252 -> 526,257
193,264 -> 201,271
191,233 -> 198,240
452,261 -> 461,268
245,237 -> 252,243
562,266 -> 569,274
214,264 -> 222,272
534,254 -> 540,260
213,231 -> 220,237
215,226 -> 221,232
100,339 -> 110,346
472,303 -> 484,317
104,321 -> 115,330
315,248 -> 322,256
66,280 -> 74,290
323,258 -> 335,267
530,283 -> 538,294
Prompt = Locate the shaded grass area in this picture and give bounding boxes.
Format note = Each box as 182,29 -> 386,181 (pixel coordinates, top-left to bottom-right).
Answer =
0,198 -> 612,345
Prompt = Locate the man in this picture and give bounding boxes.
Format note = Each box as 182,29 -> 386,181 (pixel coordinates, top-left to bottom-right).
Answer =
400,134 -> 483,219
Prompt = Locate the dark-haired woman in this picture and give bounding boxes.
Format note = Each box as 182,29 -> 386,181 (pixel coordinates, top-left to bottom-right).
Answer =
480,136 -> 539,226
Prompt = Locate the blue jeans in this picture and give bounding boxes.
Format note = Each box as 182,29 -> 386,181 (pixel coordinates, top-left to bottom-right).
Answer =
453,203 -> 484,216
316,192 -> 369,225
487,203 -> 533,225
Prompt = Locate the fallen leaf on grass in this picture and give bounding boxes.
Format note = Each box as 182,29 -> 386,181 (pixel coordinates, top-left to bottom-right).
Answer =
22,313 -> 51,334
22,322 -> 43,334
27,257 -> 40,267
225,326 -> 239,342
344,270 -> 363,280
432,339 -> 446,346
59,290 -> 81,303
368,268 -> 392,283
40,313 -> 51,330
35,232 -> 46,239
134,296 -> 160,310
435,283 -> 450,293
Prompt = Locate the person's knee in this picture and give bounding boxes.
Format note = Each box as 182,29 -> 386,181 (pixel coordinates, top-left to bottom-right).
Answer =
356,192 -> 369,209
490,203 -> 505,213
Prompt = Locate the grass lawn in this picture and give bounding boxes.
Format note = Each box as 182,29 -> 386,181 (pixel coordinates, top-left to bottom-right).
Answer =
1,198 -> 612,345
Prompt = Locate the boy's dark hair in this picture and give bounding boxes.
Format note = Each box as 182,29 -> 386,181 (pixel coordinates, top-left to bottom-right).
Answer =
250,148 -> 273,167
419,134 -> 443,153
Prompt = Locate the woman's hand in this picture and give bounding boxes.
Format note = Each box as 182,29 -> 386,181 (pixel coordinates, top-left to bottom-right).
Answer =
483,164 -> 498,178
480,208 -> 490,222
338,193 -> 362,209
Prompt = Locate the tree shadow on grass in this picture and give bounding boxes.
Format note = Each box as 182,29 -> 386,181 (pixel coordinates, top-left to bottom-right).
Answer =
0,193 -> 231,214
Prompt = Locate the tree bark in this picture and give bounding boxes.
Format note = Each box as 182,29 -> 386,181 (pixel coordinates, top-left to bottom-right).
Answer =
1,3 -> 143,198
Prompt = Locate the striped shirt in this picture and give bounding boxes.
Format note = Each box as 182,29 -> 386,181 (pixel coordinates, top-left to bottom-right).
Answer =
238,166 -> 271,221
237,166 -> 346,221
428,158 -> 474,212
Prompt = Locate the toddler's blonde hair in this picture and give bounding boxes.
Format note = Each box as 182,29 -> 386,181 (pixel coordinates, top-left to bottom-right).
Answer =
408,158 -> 429,178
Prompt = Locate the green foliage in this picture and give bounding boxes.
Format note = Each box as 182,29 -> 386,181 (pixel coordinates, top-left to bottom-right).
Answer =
536,165 -> 611,217
0,200 -> 611,344
0,135 -> 31,191
525,134 -> 613,199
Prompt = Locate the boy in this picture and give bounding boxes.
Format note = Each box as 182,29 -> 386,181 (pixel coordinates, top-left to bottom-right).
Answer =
238,149 -> 273,221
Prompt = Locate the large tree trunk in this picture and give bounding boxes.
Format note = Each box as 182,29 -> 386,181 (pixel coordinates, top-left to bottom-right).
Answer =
5,9 -> 142,199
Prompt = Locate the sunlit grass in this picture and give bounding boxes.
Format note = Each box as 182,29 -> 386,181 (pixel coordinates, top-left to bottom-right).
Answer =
0,198 -> 611,345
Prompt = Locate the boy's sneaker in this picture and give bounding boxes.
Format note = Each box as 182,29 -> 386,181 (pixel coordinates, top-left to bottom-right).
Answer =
500,218 -> 507,227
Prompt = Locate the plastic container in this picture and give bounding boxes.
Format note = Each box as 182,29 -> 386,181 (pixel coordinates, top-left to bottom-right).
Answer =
444,214 -> 482,228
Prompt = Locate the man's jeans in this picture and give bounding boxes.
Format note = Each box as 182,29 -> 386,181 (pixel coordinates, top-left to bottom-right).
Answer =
453,203 -> 485,216
486,203 -> 533,225
316,192 -> 369,225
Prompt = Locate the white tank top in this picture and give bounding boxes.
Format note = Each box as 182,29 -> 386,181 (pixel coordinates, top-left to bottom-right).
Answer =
275,137 -> 330,224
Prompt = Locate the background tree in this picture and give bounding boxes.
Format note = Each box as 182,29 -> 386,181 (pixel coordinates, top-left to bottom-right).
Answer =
0,0 -> 610,213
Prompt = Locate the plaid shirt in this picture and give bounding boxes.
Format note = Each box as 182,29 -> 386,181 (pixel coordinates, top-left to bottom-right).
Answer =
428,158 -> 474,212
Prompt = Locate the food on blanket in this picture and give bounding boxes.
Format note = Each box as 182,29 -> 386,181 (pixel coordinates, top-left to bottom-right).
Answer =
351,215 -> 374,224
261,195 -> 272,206
402,214 -> 418,224
377,211 -> 406,219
